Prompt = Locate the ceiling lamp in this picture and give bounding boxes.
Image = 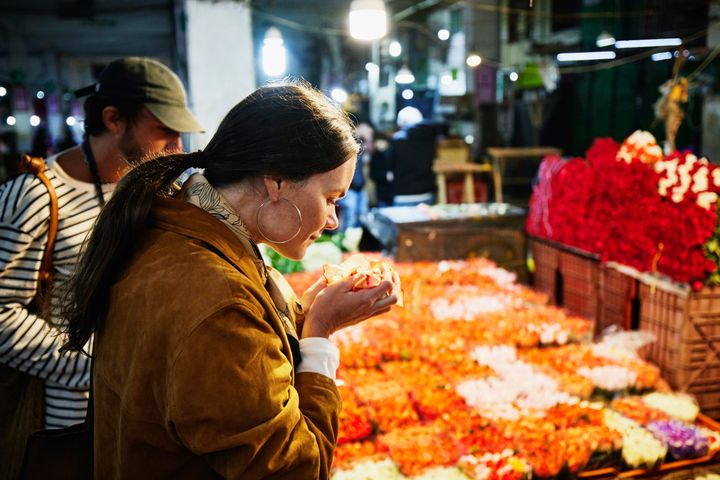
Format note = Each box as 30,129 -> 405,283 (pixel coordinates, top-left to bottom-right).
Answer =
596,30 -> 616,48
262,27 -> 287,77
349,0 -> 387,41
389,40 -> 402,57
395,65 -> 415,84
615,38 -> 682,49
466,54 -> 482,67
557,51 -> 616,62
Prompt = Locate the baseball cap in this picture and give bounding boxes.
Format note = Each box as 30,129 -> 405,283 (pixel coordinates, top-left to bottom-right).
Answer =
75,57 -> 204,133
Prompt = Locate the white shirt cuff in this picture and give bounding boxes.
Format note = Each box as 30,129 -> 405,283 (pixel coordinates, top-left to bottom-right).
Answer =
297,337 -> 340,381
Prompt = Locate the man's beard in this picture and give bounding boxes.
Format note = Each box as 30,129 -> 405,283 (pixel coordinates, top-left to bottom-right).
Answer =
117,129 -> 145,166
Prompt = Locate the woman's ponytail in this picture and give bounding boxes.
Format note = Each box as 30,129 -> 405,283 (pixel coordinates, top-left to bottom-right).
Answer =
62,152 -> 195,353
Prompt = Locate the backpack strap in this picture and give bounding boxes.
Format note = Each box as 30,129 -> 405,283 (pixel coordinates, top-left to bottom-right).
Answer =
18,155 -> 59,314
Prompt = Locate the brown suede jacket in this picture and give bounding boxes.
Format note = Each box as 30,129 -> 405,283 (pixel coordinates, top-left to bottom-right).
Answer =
93,196 -> 341,479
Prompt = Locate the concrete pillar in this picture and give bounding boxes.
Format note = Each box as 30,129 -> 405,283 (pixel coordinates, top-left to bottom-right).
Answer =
184,0 -> 256,149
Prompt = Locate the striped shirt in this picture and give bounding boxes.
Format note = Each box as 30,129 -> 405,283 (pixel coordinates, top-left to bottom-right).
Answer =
0,154 -> 113,429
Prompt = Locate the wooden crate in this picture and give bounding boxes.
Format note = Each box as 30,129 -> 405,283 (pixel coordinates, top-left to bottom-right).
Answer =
396,225 -> 527,282
529,237 -> 560,303
638,280 -> 720,419
559,249 -> 601,322
597,263 -> 638,336
529,236 -> 600,322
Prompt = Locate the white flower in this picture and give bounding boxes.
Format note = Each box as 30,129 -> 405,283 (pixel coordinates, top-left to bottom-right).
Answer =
642,392 -> 699,422
671,190 -> 684,203
697,191 -> 718,210
577,365 -> 637,390
331,459 -> 405,480
692,166 -> 710,193
713,169 -> 720,187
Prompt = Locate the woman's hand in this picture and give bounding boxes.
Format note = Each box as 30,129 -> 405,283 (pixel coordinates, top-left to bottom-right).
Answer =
301,274 -> 397,339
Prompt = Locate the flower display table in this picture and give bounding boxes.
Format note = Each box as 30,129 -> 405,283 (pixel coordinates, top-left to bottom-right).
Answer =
287,257 -> 720,479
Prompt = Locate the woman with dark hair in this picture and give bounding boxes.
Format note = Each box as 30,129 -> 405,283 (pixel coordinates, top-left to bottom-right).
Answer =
61,80 -> 397,479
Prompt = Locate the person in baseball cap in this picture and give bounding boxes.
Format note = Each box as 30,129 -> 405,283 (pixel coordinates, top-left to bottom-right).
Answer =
0,58 -> 202,479
75,56 -> 203,134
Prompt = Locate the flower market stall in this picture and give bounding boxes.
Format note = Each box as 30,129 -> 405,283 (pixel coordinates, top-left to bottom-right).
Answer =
526,130 -> 720,419
286,258 -> 720,479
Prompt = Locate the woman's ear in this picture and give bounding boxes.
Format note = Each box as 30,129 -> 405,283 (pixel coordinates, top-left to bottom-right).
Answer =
262,176 -> 283,202
101,106 -> 125,135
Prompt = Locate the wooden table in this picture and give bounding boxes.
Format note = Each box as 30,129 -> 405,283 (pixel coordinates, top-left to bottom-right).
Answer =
433,160 -> 494,204
486,147 -> 562,203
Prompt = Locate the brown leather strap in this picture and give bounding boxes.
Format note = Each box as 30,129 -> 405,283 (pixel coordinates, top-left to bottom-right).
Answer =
18,155 -> 59,314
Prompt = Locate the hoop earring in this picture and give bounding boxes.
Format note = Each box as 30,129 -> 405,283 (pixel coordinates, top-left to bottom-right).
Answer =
256,198 -> 303,244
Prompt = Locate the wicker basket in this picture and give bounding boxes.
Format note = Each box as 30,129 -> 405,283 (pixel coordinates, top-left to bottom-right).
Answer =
638,279 -> 720,419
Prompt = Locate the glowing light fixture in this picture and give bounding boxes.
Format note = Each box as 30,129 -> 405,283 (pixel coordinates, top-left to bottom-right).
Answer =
557,51 -> 616,62
6,116 -> 16,126
262,27 -> 287,77
365,62 -> 379,73
36,90 -> 45,100
66,116 -> 76,126
509,71 -> 519,82
0,86 -> 6,97
651,51 -> 673,62
465,135 -> 474,144
615,38 -> 681,49
389,40 -> 402,57
466,54 -> 482,67
331,87 -> 348,104
596,31 -> 616,48
349,0 -> 387,41
401,88 -> 414,100
395,66 -> 415,84
437,29 -> 450,41
30,115 -> 41,126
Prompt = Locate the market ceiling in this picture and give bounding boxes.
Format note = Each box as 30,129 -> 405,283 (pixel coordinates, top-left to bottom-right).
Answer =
0,0 -> 461,57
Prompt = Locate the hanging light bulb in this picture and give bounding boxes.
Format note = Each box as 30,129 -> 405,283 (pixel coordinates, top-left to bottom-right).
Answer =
349,0 -> 387,41
466,54 -> 482,67
394,66 -> 415,84
389,40 -> 402,58
262,27 -> 287,77
596,30 -> 616,48
331,87 -> 348,104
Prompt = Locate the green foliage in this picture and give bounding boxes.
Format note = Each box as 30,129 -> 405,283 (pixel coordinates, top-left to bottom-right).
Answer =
703,204 -> 720,285
264,231 -> 349,274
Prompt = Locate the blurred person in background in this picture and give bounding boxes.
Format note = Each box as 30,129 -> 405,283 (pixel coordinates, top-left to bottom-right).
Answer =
338,121 -> 372,230
386,106 -> 440,207
368,130 -> 393,207
0,56 -> 202,480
